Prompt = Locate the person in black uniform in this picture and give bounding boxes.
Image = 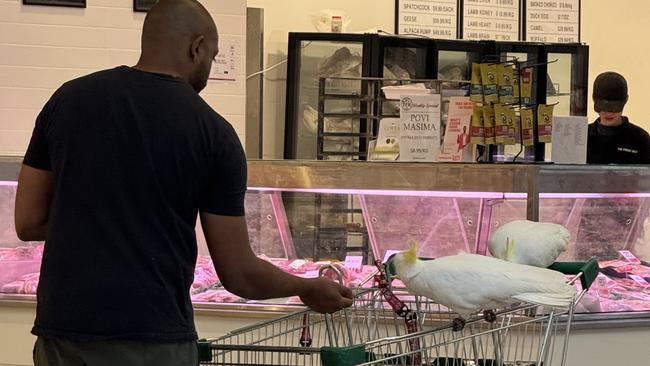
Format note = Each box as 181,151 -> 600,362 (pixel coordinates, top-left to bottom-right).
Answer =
576,72 -> 649,262
587,71 -> 650,164
14,1 -> 353,365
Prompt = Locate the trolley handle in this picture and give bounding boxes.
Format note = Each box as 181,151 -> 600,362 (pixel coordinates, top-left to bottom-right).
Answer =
548,258 -> 599,291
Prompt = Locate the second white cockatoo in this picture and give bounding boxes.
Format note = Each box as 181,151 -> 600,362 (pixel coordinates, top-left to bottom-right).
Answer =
392,244 -> 575,330
489,220 -> 570,268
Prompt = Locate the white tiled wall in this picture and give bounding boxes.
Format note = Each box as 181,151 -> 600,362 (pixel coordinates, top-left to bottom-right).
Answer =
0,0 -> 247,156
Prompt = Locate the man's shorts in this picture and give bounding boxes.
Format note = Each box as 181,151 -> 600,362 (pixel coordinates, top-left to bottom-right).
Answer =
34,336 -> 198,366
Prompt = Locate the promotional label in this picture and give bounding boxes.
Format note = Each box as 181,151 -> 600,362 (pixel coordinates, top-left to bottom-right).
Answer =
439,97 -> 474,162
399,94 -> 442,162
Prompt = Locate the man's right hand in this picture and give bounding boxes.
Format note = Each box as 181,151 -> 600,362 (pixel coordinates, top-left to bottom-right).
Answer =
299,278 -> 354,314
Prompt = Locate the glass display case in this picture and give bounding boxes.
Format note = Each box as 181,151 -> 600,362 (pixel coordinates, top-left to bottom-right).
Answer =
284,33 -> 373,160
284,34 -> 589,163
2,159 -> 647,327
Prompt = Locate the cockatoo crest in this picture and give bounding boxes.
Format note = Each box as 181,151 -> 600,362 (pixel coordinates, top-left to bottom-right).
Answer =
505,238 -> 515,261
404,241 -> 419,264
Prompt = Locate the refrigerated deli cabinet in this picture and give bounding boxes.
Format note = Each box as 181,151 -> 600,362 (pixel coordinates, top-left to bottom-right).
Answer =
1,158 -> 650,363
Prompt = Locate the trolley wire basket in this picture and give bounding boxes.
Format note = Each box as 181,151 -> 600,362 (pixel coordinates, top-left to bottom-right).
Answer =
198,259 -> 598,366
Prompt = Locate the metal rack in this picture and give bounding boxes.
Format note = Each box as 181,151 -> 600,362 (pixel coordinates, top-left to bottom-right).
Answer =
316,76 -> 445,161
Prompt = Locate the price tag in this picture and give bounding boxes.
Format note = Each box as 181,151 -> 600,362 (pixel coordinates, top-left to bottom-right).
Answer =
289,259 -> 307,270
304,270 -> 320,278
383,250 -> 401,263
344,256 -> 364,272
629,275 -> 650,288
619,250 -> 641,264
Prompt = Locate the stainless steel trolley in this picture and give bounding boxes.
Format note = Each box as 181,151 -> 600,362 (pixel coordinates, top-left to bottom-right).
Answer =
198,260 -> 597,366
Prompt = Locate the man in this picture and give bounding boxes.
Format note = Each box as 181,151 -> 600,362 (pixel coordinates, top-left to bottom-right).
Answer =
14,1 -> 353,365
587,71 -> 650,164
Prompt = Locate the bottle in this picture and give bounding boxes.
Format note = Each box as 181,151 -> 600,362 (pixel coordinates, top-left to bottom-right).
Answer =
331,15 -> 343,33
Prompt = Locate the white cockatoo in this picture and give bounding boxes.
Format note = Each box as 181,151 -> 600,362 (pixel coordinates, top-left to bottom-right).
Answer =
489,220 -> 570,268
392,244 -> 575,330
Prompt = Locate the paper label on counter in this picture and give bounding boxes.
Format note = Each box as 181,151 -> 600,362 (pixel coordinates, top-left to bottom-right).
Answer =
619,250 -> 641,264
629,275 -> 650,288
304,270 -> 321,278
344,256 -> 364,272
289,259 -> 307,270
383,250 -> 401,263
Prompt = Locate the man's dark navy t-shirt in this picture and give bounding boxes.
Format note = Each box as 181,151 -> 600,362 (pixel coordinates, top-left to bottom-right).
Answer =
23,66 -> 247,342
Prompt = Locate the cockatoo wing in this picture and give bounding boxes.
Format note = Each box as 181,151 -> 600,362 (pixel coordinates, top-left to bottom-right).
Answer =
400,254 -> 575,317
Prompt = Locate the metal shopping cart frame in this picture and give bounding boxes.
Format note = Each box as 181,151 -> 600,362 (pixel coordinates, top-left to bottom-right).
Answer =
198,259 -> 598,366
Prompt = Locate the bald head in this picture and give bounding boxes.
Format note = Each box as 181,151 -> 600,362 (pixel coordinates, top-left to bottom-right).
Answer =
136,0 -> 219,92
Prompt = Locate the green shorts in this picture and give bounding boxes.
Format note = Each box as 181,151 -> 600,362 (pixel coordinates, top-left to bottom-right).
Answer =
34,336 -> 198,366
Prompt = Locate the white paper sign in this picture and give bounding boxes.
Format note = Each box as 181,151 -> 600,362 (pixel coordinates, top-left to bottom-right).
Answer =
526,0 -> 579,43
463,0 -> 519,41
629,275 -> 650,288
209,36 -> 240,81
551,116 -> 588,164
289,259 -> 306,270
399,94 -> 441,162
344,256 -> 364,272
397,0 -> 458,39
439,97 -> 474,162
619,250 -> 641,264
375,118 -> 401,159
304,270 -> 321,278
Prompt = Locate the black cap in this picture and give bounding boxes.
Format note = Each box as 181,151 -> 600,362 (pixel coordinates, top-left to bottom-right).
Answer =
593,72 -> 628,113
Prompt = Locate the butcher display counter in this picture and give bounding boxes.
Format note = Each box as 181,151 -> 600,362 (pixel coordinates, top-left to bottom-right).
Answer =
1,158 -> 649,328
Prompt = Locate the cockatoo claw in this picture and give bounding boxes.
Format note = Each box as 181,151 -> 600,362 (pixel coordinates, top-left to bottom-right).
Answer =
452,317 -> 466,332
483,309 -> 497,323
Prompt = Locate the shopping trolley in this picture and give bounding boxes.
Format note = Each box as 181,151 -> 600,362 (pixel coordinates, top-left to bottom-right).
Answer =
198,259 -> 598,366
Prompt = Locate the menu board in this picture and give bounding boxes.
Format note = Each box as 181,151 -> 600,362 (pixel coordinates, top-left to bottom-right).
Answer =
462,0 -> 520,41
396,0 -> 459,39
526,0 -> 580,43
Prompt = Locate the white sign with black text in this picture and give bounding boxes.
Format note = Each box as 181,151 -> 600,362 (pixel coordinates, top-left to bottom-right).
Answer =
462,0 -> 519,41
399,94 -> 441,162
397,0 -> 458,39
526,0 -> 580,43
209,36 -> 241,82
551,115 -> 588,164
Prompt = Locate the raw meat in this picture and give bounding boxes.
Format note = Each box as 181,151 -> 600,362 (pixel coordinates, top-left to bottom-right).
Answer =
191,289 -> 243,303
1,272 -> 40,294
191,256 -> 219,295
